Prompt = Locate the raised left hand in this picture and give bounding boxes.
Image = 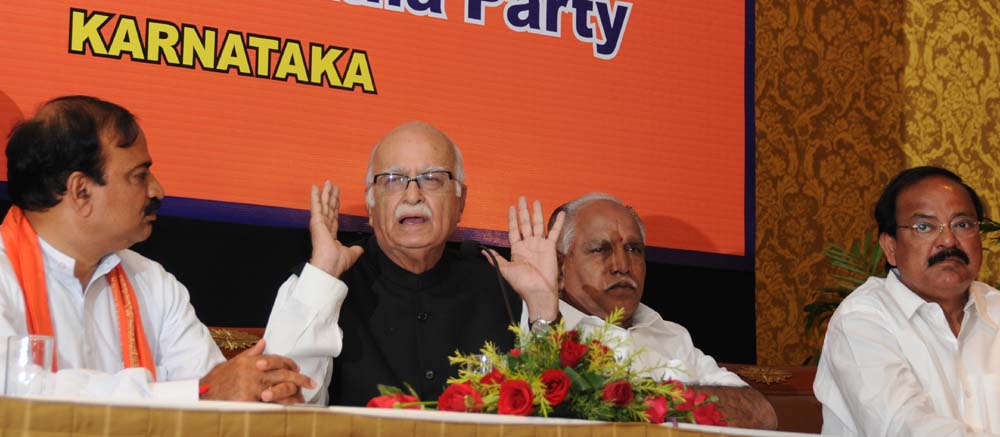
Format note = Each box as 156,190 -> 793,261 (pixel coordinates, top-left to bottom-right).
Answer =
484,196 -> 565,322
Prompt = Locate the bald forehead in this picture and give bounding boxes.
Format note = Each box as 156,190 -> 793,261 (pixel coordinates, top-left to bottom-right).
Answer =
373,122 -> 455,171
573,200 -> 643,239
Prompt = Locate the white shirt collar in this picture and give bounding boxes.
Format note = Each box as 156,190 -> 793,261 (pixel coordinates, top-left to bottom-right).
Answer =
885,269 -> 976,321
37,236 -> 121,290
558,300 -> 660,332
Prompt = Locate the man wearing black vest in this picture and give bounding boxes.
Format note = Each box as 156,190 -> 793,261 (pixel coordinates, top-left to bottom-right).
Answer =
282,121 -> 561,405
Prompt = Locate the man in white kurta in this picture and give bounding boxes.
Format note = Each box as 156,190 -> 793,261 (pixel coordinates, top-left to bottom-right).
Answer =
501,193 -> 774,428
814,166 -> 1000,436
0,95 -> 334,403
814,272 -> 1000,436
557,300 -> 746,386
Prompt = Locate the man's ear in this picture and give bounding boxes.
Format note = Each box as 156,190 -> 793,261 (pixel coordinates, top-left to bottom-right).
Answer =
557,252 -> 566,294
879,232 -> 897,267
458,184 -> 468,217
65,171 -> 94,217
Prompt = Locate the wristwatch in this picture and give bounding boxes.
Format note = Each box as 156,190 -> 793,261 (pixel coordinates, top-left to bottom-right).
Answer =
530,313 -> 562,335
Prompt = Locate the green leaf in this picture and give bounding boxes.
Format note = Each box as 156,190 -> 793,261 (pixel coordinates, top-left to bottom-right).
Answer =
377,384 -> 403,396
564,367 -> 592,391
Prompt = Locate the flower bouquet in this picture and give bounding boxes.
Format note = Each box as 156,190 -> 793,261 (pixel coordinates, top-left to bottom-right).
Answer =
367,309 -> 727,425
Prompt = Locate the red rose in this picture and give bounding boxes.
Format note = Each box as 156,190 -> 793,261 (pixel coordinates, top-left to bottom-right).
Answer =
366,393 -> 421,409
664,378 -> 685,393
559,338 -> 588,368
644,395 -> 669,424
510,348 -> 522,357
693,402 -> 727,426
497,379 -> 534,416
480,368 -> 506,385
601,380 -> 634,406
562,330 -> 580,343
540,369 -> 571,406
437,382 -> 483,412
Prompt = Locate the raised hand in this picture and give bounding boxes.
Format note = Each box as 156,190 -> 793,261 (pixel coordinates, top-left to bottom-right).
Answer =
308,180 -> 364,278
199,339 -> 316,404
484,196 -> 565,322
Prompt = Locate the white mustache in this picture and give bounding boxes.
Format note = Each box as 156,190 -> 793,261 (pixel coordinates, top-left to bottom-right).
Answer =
394,203 -> 433,221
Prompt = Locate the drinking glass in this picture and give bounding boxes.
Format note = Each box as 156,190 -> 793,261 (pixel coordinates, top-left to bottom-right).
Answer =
3,335 -> 54,396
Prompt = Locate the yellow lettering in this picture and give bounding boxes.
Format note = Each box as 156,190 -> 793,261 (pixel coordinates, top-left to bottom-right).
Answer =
343,51 -> 377,93
215,32 -> 251,74
181,26 -> 216,70
69,9 -> 111,55
147,21 -> 180,65
248,35 -> 280,78
107,17 -> 145,60
274,41 -> 308,83
310,44 -> 345,87
66,9 -> 377,94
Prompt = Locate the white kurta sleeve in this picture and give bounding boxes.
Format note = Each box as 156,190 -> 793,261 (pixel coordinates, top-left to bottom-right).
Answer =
263,263 -> 347,405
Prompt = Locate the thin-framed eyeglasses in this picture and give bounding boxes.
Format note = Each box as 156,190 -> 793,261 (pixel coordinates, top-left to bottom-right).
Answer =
372,170 -> 454,193
896,218 -> 982,239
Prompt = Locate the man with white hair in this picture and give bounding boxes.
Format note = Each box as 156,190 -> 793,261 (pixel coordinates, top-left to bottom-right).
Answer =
277,122 -> 560,405
492,193 -> 777,428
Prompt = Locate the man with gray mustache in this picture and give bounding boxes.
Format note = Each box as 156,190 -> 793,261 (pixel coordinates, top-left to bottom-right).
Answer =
504,193 -> 776,429
814,166 -> 1000,435
294,122 -> 559,406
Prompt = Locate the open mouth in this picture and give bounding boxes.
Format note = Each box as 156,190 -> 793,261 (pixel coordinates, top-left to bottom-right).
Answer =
399,216 -> 428,225
605,281 -> 638,293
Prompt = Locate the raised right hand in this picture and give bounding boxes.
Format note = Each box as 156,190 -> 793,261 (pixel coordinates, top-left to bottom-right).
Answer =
308,180 -> 363,277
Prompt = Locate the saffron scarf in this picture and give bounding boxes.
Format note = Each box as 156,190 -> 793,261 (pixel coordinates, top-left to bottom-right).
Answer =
0,206 -> 157,379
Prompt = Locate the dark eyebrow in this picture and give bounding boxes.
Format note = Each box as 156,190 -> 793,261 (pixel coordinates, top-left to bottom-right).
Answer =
129,161 -> 152,173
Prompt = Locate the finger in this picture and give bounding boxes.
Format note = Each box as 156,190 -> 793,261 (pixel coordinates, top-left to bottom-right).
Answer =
322,180 -> 333,219
255,354 -> 300,372
517,196 -> 532,238
262,381 -> 299,403
273,391 -> 306,405
548,211 -> 566,241
237,339 -> 266,358
532,200 -> 544,236
507,205 -> 519,244
348,245 -> 364,263
330,183 -> 341,234
262,368 -> 315,389
486,248 -> 510,269
309,185 -> 321,217
331,182 -> 340,214
480,249 -> 504,268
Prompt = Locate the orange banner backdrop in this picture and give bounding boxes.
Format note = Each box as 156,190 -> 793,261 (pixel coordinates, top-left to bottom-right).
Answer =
0,0 -> 749,263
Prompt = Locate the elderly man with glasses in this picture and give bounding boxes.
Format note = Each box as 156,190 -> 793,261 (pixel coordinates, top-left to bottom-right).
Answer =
814,166 -> 1000,435
273,122 -> 560,406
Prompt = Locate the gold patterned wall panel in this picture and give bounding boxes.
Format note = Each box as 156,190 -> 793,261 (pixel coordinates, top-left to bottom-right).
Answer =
756,0 -> 1000,365
902,0 -> 1000,282
755,0 -> 908,365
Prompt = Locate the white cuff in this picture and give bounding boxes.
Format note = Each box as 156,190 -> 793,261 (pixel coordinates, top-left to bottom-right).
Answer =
150,379 -> 199,402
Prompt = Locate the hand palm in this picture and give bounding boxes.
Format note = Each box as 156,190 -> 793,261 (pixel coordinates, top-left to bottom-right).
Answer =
502,237 -> 558,296
309,181 -> 363,277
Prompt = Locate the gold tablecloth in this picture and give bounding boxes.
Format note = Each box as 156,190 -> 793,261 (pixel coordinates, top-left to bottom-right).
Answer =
0,396 -> 752,437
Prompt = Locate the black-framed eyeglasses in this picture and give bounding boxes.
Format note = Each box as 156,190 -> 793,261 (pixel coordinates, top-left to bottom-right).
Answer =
372,170 -> 454,193
896,218 -> 982,239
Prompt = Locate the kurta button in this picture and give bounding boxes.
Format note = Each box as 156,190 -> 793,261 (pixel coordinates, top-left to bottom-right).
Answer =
417,312 -> 429,322
424,370 -> 435,380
